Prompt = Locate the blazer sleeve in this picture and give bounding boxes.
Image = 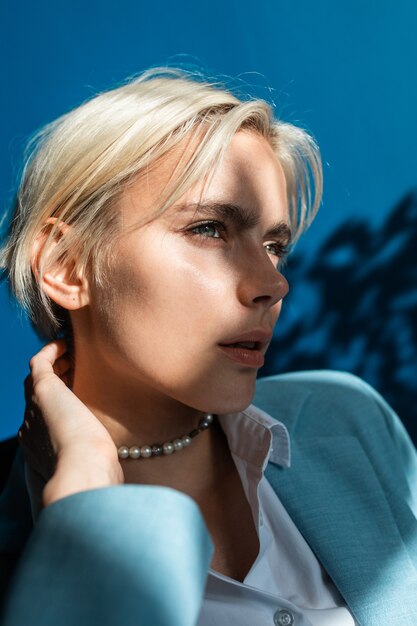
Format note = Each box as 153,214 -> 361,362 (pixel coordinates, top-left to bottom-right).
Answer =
1,481 -> 213,626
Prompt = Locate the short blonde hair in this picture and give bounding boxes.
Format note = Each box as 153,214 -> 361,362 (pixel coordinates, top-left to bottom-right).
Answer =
0,67 -> 322,339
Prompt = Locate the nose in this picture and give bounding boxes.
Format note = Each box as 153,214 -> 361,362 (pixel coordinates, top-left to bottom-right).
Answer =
236,251 -> 289,309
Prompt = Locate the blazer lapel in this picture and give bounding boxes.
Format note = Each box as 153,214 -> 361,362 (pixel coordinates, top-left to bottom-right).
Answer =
253,376 -> 417,625
266,437 -> 417,625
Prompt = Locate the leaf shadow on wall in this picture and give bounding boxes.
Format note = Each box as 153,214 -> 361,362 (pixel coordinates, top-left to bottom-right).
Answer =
260,190 -> 417,445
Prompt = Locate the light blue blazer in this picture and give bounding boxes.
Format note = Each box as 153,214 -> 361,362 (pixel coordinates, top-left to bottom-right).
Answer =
1,371 -> 417,626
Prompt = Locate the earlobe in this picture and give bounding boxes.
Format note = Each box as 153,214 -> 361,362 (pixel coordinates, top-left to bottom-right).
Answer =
31,218 -> 90,310
41,271 -> 90,310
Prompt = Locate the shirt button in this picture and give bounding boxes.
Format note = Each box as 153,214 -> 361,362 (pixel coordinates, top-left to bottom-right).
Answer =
274,609 -> 294,626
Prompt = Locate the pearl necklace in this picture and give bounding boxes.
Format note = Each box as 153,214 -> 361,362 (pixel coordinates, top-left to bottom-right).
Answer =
117,413 -> 215,460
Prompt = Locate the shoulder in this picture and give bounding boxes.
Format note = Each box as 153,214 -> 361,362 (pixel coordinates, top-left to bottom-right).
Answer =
254,369 -> 402,439
257,368 -> 379,400
256,370 -> 417,514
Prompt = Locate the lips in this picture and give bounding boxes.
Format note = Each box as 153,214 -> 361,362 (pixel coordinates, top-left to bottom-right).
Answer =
231,341 -> 257,349
218,328 -> 273,352
217,328 -> 273,368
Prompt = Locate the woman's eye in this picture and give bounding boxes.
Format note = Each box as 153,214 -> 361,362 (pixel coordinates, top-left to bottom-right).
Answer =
265,242 -> 289,259
190,221 -> 224,239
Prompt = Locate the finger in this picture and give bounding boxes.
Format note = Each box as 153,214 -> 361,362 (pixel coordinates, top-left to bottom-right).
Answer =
53,354 -> 73,378
29,339 -> 68,380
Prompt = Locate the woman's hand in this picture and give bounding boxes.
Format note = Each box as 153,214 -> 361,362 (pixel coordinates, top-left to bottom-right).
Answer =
19,339 -> 124,508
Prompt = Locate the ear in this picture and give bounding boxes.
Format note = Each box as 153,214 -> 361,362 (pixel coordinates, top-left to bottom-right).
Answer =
31,217 -> 90,310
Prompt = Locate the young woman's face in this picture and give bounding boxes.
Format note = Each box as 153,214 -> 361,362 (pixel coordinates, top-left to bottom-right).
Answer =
86,130 -> 290,414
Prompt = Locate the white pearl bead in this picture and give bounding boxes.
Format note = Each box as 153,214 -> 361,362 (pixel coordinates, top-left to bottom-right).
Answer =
181,435 -> 192,447
173,438 -> 183,451
118,446 -> 129,459
140,445 -> 152,458
129,446 -> 141,459
205,414 -> 214,423
163,442 -> 174,455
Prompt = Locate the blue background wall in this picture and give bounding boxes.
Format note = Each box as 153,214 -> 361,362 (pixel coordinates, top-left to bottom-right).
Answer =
1,1 -> 417,441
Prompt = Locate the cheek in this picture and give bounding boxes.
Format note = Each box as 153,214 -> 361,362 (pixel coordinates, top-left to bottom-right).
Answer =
124,241 -> 231,324
91,246 -> 227,360
88,251 -> 257,413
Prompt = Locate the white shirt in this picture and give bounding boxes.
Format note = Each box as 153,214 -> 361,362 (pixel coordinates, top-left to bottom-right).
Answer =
197,404 -> 357,626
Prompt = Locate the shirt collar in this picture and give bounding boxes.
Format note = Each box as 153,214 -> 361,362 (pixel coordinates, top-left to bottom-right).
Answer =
217,403 -> 291,469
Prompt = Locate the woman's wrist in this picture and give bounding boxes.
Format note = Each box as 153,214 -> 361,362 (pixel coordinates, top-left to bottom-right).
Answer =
42,444 -> 124,508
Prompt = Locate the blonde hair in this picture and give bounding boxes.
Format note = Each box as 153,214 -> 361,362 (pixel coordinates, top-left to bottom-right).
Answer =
0,67 -> 322,339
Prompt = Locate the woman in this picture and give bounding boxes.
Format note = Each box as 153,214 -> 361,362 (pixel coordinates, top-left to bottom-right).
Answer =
0,68 -> 416,626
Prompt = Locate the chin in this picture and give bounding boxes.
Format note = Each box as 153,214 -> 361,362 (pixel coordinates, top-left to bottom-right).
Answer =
201,378 -> 257,416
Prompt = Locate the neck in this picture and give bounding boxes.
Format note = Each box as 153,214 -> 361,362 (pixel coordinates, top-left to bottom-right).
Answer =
70,343 -> 234,498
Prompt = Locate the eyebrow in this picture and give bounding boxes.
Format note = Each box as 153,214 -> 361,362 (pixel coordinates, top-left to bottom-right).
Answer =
176,202 -> 293,243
